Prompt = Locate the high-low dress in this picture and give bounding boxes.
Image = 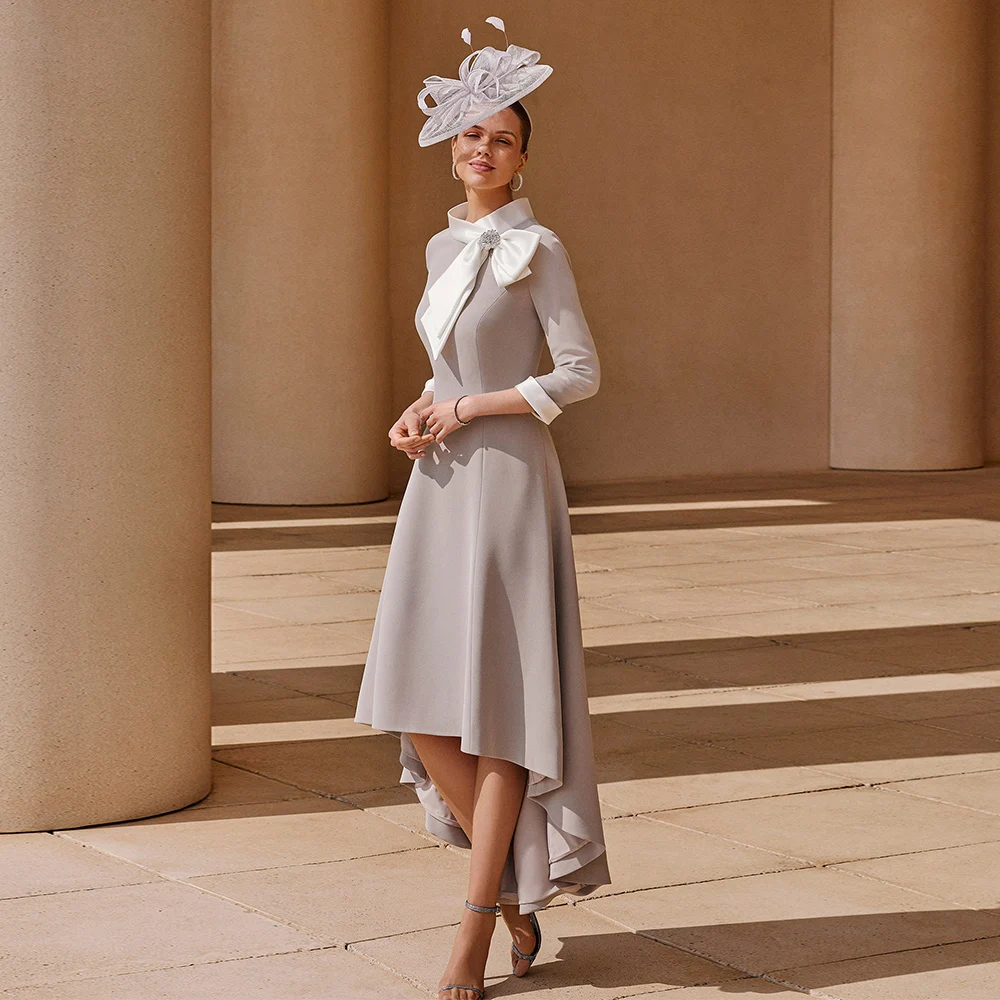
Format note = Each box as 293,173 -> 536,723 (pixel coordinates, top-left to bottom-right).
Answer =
353,195 -> 611,914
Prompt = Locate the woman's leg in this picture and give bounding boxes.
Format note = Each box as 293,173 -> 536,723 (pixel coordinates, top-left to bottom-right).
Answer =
406,733 -> 477,836
406,734 -> 538,993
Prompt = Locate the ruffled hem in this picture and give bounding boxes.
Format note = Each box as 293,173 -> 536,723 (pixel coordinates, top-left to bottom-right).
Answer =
397,731 -> 611,915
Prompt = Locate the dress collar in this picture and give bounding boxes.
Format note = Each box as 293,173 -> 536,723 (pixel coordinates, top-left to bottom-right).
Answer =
447,196 -> 535,243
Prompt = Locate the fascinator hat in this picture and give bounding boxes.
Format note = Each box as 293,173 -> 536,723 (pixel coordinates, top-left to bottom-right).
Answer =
416,15 -> 553,147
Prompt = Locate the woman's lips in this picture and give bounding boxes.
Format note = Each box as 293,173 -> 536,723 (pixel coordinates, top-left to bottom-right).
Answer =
470,162 -> 494,172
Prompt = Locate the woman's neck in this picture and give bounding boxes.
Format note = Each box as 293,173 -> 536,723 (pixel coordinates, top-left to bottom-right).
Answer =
464,189 -> 514,224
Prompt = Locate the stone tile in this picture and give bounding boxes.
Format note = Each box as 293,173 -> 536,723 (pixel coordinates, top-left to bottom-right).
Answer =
0,833 -> 162,901
833,841 -> 1000,911
580,538 -> 871,572
763,667 -> 1000,720
733,519 -> 949,538
780,936 -> 1000,999
211,547 -> 387,578
653,559 -> 860,586
687,606 -> 927,637
584,660 -> 722,698
211,694 -> 366,748
210,671 -> 299,705
600,688 -> 874,741
213,733 -> 404,797
573,527 -> 759,550
593,586 -> 818,621
579,599 -> 659,629
589,629 -> 772,659
846,593 -> 1000,627
632,986 -> 809,999
215,591 -> 381,626
637,644 -> 917,688
1,948 -> 427,999
919,710 -> 1000,741
352,897 -> 744,997
59,798 -> 430,879
182,760 -> 321,811
339,784 -> 448,842
576,569 -> 696,598
188,846 -> 470,945
580,866 -> 1000,975
878,769 -> 1000,818
590,717 -> 689,784
590,816 -> 803,896
583,619 -> 763,652
224,660 -> 364,695
709,720 -> 1000,782
914,543 -> 1000,565
777,524 -> 1000,552
597,740 -> 851,814
212,623 -> 367,665
0,881 -> 317,990
320,616 -> 375,642
210,605 -> 287,630
645,786 -> 1000,865
313,566 -> 388,590
788,626 -> 1000,670
735,571 -> 1000,605
212,571 -> 368,601
782,551 -> 981,576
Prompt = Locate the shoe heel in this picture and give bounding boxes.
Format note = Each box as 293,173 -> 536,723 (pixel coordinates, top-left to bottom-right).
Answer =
510,909 -> 541,976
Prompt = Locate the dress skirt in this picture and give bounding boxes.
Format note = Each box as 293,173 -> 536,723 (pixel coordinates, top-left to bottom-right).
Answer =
354,212 -> 611,913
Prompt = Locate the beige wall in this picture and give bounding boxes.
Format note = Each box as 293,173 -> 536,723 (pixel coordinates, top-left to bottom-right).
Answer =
989,0 -> 1000,461
213,0 -> 391,504
387,0 -> 998,490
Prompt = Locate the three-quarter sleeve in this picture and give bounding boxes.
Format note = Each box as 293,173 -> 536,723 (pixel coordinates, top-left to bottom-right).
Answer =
514,235 -> 601,424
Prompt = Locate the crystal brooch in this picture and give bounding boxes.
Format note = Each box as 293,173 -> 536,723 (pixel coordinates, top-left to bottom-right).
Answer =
477,228 -> 502,251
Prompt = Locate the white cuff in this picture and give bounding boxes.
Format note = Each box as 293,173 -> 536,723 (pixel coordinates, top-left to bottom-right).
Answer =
423,377 -> 435,394
514,376 -> 562,424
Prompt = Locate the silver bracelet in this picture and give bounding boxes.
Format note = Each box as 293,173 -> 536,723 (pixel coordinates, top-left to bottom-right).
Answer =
455,394 -> 473,425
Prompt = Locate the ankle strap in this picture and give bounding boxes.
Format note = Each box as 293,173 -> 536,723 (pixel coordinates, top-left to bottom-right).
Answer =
465,899 -> 501,915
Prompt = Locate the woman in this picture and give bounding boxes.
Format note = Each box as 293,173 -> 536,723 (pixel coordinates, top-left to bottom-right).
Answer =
353,19 -> 611,999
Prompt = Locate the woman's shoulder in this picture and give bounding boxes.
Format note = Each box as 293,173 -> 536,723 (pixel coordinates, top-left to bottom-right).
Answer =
425,227 -> 450,255
523,220 -> 562,248
523,222 -> 577,274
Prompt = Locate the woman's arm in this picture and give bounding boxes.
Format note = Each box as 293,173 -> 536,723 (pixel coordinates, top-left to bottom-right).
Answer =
452,387 -> 535,421
456,235 -> 600,423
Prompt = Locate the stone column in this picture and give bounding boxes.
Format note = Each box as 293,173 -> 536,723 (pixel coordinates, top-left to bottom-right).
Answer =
831,0 -> 988,470
0,3 -> 212,830
212,0 -> 390,504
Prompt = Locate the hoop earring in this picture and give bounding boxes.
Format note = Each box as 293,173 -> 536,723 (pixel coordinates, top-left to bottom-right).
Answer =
451,162 -> 460,181
509,171 -> 523,192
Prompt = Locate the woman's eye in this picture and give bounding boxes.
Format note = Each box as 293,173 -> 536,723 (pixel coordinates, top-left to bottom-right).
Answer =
465,133 -> 508,144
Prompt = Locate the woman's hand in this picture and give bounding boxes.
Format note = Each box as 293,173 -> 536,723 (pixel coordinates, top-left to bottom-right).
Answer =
415,396 -> 474,446
388,406 -> 436,460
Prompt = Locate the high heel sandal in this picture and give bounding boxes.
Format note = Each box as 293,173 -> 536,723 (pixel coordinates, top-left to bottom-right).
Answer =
509,909 -> 542,976
436,899 -> 499,1000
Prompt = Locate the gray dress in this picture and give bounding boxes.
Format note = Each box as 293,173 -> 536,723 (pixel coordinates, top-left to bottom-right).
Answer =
354,196 -> 611,914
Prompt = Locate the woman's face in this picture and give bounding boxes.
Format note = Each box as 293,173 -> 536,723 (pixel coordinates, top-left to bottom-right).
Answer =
451,108 -> 527,192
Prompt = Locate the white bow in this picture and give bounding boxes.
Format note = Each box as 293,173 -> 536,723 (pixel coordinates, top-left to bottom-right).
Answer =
420,223 -> 541,360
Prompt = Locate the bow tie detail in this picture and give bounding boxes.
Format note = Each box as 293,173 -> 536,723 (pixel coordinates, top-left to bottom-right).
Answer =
420,224 -> 541,360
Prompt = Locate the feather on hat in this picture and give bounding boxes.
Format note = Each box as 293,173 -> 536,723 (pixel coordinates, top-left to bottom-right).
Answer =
416,16 -> 553,147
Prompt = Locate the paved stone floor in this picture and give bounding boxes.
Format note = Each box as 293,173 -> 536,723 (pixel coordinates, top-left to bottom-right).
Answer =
3,465 -> 1000,998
